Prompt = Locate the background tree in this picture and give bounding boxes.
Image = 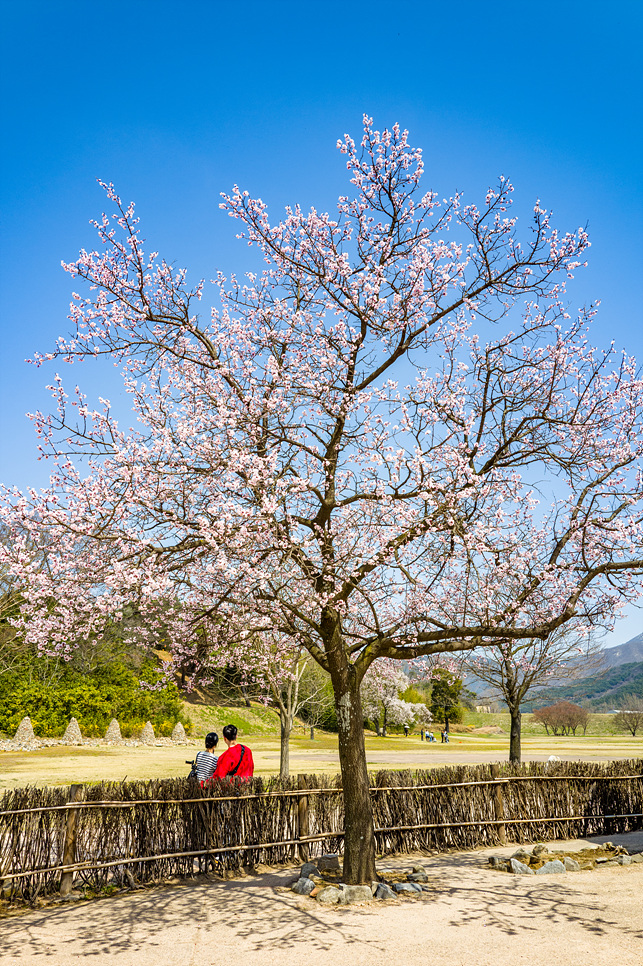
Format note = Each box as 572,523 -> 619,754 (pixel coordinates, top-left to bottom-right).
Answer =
361,662 -> 410,736
533,700 -> 589,736
361,663 -> 432,735
462,628 -> 603,761
427,668 -> 463,733
2,119 -> 643,884
613,699 -> 643,736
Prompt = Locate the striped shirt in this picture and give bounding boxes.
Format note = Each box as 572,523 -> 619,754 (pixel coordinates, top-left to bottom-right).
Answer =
195,749 -> 218,784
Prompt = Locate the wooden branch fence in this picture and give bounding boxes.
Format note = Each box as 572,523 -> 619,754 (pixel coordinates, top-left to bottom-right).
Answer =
0,759 -> 641,901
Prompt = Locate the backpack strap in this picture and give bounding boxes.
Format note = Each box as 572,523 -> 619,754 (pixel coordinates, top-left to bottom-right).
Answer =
228,745 -> 246,777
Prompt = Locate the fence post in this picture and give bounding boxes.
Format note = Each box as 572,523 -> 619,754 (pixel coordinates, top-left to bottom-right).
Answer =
60,784 -> 83,896
297,774 -> 309,863
490,765 -> 507,846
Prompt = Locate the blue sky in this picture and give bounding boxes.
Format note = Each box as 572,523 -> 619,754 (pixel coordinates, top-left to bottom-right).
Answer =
1,0 -> 642,645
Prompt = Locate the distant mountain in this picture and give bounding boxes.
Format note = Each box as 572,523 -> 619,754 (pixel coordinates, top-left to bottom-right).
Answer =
602,633 -> 643,668
522,661 -> 643,712
462,630 -> 643,704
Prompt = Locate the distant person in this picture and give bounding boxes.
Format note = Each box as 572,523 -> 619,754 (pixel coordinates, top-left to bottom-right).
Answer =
211,724 -> 254,780
195,732 -> 219,786
404,725 -> 409,737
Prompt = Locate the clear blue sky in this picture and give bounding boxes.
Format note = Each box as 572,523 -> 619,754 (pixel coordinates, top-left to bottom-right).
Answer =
1,0 -> 642,645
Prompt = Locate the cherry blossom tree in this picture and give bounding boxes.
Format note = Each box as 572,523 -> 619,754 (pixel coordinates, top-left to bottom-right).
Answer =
361,661 -> 411,735
2,117 -> 643,884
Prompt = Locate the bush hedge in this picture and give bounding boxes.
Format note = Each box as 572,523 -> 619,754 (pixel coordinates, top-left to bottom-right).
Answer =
0,660 -> 187,738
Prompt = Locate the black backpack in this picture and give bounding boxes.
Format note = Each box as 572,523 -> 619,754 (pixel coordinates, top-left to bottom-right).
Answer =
186,759 -> 198,781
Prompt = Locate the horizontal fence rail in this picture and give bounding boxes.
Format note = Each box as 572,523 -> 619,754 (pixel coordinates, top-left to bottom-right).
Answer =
1,759 -> 641,901
3,774 -> 641,818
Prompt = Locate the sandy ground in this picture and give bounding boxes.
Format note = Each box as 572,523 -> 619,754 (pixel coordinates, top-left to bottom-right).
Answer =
1,831 -> 641,966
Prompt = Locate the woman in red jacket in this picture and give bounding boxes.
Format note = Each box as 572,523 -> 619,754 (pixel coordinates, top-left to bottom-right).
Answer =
211,724 -> 254,780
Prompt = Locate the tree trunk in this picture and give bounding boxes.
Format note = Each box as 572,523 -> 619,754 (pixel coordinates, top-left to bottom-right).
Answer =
334,677 -> 377,884
279,716 -> 291,778
382,706 -> 387,737
309,726 -> 315,740
509,707 -> 521,763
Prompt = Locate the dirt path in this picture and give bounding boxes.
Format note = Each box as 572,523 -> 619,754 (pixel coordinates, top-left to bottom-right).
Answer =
1,832 -> 641,966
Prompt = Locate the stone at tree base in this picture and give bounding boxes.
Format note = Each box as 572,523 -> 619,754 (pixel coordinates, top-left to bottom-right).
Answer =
532,844 -> 548,857
140,721 -> 155,745
171,722 -> 186,743
291,877 -> 315,895
408,870 -> 428,883
374,882 -> 397,900
564,857 -> 581,872
617,855 -> 632,866
535,859 -> 566,874
300,862 -> 320,879
340,885 -> 373,904
104,719 -> 122,743
510,858 -> 535,875
13,716 -> 35,743
511,848 -> 531,862
62,718 -> 83,745
394,881 -> 422,894
316,887 -> 342,905
317,853 -> 340,872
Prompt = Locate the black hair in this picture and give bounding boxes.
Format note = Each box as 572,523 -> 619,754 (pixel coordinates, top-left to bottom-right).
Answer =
205,731 -> 219,749
222,724 -> 237,742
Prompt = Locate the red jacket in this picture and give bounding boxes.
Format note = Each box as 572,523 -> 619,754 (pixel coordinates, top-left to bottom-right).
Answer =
212,743 -> 254,780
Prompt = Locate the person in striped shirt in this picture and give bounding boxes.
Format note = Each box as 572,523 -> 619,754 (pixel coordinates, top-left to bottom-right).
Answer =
195,732 -> 219,785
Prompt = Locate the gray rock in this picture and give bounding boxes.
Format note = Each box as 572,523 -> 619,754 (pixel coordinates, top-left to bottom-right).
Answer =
630,853 -> 643,864
104,718 -> 122,743
532,844 -> 548,857
408,870 -> 428,883
394,881 -> 422,894
340,885 -> 373,904
618,855 -> 632,866
13,716 -> 35,743
374,882 -> 397,900
140,721 -> 155,745
171,722 -> 186,743
489,856 -> 509,871
510,858 -> 535,875
511,848 -> 531,861
535,859 -> 566,875
317,853 -> 340,872
316,886 -> 342,905
564,857 -> 581,872
291,877 -> 315,895
301,862 -> 320,878
62,717 -> 83,745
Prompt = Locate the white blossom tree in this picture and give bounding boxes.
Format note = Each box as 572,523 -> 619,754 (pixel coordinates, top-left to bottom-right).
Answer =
2,117 -> 643,883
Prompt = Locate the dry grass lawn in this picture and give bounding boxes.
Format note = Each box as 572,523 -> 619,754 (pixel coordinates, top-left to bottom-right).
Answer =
1,732 -> 641,790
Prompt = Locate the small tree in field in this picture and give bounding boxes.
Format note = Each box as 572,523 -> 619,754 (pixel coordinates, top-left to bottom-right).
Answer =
462,628 -> 602,762
533,700 -> 589,735
613,700 -> 643,736
2,118 -> 643,884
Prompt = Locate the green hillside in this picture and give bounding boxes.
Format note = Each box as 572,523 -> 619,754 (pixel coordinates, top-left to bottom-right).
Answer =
522,661 -> 643,712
